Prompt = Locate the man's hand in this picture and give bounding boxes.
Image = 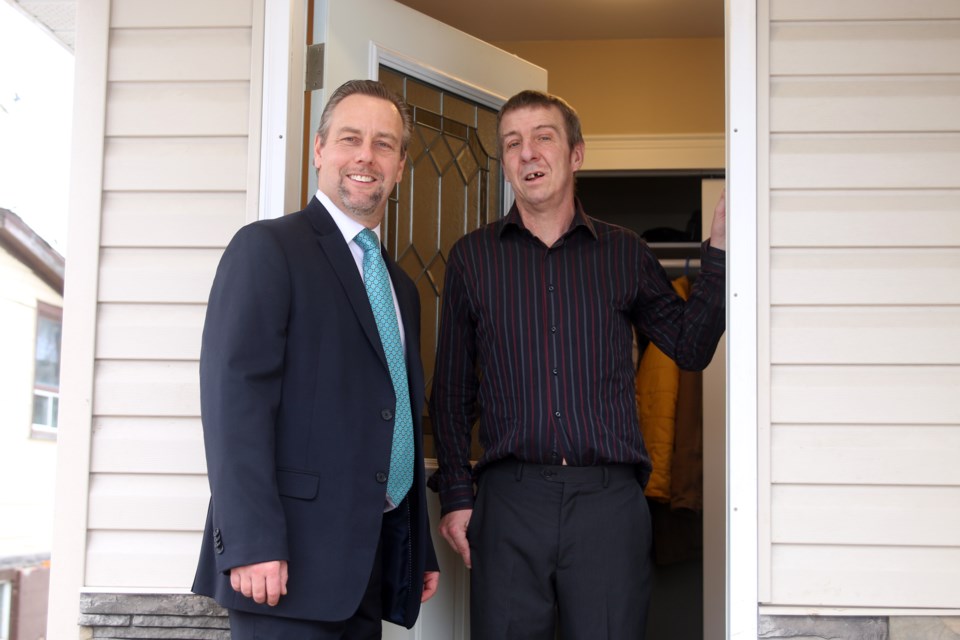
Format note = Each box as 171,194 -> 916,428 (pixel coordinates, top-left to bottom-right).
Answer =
230,560 -> 288,606
421,571 -> 440,603
710,188 -> 726,251
438,509 -> 473,569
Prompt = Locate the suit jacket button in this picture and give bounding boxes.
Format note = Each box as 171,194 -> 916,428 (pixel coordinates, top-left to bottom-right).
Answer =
376,472 -> 388,483
381,409 -> 393,421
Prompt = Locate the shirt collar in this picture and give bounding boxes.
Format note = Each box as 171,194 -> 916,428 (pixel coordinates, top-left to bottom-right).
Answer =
316,189 -> 383,246
498,197 -> 598,241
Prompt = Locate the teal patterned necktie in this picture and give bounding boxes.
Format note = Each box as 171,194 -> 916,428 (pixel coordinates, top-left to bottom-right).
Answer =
355,228 -> 414,505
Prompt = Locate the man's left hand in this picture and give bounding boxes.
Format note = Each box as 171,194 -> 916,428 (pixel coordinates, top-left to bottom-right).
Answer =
710,188 -> 726,251
421,571 -> 440,603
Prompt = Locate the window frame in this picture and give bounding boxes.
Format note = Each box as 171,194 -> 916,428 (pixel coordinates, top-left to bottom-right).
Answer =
31,301 -> 63,438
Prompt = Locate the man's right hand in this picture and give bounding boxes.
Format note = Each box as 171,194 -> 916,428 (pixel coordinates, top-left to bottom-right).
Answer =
438,509 -> 473,569
230,560 -> 288,606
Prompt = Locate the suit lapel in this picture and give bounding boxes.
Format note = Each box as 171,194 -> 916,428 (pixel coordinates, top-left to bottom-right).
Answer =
306,198 -> 389,370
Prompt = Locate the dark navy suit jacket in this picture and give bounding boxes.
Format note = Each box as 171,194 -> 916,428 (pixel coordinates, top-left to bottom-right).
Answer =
192,197 -> 438,628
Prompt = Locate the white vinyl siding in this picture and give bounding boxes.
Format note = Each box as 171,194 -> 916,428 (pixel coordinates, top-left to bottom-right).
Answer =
83,0 -> 258,588
764,0 -> 960,610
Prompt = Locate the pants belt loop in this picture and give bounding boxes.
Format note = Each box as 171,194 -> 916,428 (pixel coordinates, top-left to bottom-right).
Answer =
515,461 -> 524,481
602,466 -> 610,488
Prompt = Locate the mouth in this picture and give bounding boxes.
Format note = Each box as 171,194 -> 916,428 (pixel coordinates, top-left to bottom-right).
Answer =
524,171 -> 545,181
347,173 -> 377,184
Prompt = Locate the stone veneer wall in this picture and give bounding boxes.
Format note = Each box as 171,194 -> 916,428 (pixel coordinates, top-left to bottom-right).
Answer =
78,594 -> 228,639
76,595 -> 960,639
760,615 -> 960,640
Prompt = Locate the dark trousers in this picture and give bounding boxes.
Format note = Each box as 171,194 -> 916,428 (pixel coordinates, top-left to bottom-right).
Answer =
469,461 -> 653,640
228,538 -> 384,640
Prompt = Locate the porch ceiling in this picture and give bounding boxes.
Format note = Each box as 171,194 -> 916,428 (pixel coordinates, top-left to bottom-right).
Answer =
9,0 -> 74,50
10,0 -> 723,56
395,0 -> 724,41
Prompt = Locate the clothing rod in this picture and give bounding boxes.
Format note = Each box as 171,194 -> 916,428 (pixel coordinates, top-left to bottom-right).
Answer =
660,258 -> 700,269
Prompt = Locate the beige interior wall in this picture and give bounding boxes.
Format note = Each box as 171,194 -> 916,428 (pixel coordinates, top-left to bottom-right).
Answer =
495,38 -> 724,137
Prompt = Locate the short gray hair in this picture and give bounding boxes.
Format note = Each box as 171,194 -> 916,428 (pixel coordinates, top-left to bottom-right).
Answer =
316,79 -> 413,155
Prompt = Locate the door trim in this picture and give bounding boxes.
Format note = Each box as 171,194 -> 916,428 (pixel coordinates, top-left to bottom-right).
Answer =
726,0 -> 760,638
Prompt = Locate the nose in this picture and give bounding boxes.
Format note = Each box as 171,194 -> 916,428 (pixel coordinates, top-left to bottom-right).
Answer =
519,138 -> 538,162
355,140 -> 374,163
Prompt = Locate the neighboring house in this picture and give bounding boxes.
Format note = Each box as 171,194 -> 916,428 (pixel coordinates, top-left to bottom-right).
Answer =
47,0 -> 959,639
0,207 -> 62,640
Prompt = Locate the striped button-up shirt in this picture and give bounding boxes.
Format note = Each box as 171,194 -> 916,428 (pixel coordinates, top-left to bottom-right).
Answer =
430,201 -> 726,515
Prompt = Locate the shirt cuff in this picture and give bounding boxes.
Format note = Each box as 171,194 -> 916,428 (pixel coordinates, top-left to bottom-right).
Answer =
439,484 -> 475,516
701,239 -> 726,273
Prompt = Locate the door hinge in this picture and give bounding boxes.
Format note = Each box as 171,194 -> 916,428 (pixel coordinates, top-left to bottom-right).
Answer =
305,43 -> 324,91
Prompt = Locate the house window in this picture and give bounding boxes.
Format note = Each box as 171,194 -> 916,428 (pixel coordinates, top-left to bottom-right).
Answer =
32,303 -> 62,434
0,579 -> 10,640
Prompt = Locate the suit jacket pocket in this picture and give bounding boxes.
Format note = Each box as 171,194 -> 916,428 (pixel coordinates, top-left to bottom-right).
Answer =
276,469 -> 320,500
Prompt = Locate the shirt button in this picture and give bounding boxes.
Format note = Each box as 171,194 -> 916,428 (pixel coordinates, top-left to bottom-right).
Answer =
380,409 -> 393,421
550,326 -> 557,333
548,285 -> 555,292
554,411 -> 561,418
552,368 -> 558,375
376,472 -> 388,483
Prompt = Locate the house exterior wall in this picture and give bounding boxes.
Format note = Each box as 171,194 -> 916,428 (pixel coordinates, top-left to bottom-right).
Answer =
48,0 -> 263,637
0,246 -> 60,558
85,0 -> 259,589
759,0 -> 960,622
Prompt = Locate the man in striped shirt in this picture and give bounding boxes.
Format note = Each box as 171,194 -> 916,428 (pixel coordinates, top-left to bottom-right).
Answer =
430,90 -> 726,639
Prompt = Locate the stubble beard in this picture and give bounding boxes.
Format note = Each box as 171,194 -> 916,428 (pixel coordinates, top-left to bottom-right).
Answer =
338,177 -> 385,220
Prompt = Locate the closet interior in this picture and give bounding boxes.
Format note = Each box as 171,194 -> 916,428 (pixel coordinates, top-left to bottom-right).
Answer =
577,170 -> 725,640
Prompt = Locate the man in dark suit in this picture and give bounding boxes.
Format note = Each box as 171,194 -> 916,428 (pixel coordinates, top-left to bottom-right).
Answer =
193,79 -> 439,639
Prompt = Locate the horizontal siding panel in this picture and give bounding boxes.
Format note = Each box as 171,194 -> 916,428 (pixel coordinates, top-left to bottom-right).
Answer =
770,21 -> 960,76
772,424 -> 960,486
86,530 -> 201,588
88,473 -> 208,531
771,307 -> 960,364
771,0 -> 960,22
103,138 -> 247,192
770,190 -> 960,248
108,28 -> 251,82
90,417 -> 206,474
772,485 -> 960,546
770,134 -> 960,190
111,0 -> 253,28
771,545 -> 960,608
106,82 -> 250,137
96,303 -> 206,360
771,365 -> 960,424
93,360 -> 200,417
770,248 -> 960,305
101,192 -> 245,248
98,248 -> 221,304
770,76 -> 960,133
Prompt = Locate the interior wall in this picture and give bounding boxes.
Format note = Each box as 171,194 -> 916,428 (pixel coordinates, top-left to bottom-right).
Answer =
494,38 -> 724,137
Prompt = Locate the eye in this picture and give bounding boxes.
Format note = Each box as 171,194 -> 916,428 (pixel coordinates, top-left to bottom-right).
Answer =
341,136 -> 360,144
505,139 -> 520,150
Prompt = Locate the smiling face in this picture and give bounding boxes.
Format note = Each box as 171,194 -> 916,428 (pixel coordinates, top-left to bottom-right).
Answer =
499,104 -> 584,217
314,94 -> 406,227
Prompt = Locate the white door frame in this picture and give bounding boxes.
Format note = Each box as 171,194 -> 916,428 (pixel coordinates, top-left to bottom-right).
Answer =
726,0 -> 759,637
257,1 -> 761,637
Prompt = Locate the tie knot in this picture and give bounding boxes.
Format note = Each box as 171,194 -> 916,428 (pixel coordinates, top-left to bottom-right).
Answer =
355,228 -> 379,254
